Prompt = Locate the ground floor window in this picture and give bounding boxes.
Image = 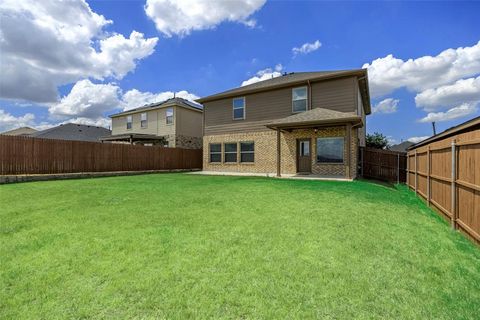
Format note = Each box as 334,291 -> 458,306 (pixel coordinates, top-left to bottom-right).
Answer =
224,143 -> 237,163
240,142 -> 254,162
316,137 -> 344,163
209,143 -> 221,162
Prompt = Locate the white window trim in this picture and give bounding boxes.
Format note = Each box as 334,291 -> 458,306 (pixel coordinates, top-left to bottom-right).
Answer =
292,86 -> 308,113
232,97 -> 246,120
126,115 -> 132,130
223,142 -> 238,163
140,112 -> 148,128
240,141 -> 255,163
166,108 -> 174,125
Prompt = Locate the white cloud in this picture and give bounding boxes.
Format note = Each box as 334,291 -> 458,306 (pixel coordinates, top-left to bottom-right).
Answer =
407,136 -> 430,143
415,76 -> 480,111
59,117 -> 111,129
122,89 -> 199,111
372,98 -> 399,114
48,80 -> 122,119
241,64 -> 284,86
419,102 -> 479,123
292,40 -> 322,57
362,41 -> 480,98
0,0 -> 158,103
0,109 -> 36,132
144,0 -> 266,37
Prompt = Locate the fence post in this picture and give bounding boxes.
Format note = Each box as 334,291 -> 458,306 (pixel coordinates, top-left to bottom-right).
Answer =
451,140 -> 456,230
427,146 -> 431,207
406,153 -> 409,187
396,153 -> 400,184
414,149 -> 418,194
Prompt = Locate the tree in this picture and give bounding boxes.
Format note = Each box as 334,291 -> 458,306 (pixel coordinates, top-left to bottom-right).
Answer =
366,132 -> 389,149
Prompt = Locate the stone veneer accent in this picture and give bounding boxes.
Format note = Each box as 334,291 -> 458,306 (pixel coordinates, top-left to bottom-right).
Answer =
165,134 -> 202,149
203,126 -> 358,178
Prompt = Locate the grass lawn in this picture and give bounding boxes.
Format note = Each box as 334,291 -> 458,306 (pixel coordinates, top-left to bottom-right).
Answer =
1,173 -> 479,319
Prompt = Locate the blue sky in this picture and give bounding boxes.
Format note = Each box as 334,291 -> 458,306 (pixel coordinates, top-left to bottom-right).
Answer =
1,0 -> 479,144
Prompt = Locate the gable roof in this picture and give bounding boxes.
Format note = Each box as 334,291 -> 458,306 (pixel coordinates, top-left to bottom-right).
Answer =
266,108 -> 362,130
30,123 -> 111,142
408,116 -> 480,150
389,141 -> 414,153
196,69 -> 371,114
109,97 -> 203,118
1,126 -> 37,136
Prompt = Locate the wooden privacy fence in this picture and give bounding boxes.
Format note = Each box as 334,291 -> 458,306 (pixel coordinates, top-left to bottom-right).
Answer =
360,147 -> 407,183
407,131 -> 479,244
0,135 -> 202,175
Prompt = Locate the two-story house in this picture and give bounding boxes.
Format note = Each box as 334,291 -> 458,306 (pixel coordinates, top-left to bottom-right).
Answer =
197,69 -> 371,179
102,97 -> 203,149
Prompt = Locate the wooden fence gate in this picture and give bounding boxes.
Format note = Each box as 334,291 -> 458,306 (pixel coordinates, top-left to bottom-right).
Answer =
360,147 -> 407,183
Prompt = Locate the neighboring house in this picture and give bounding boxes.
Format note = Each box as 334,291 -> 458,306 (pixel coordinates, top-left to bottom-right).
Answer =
197,69 -> 371,179
30,123 -> 111,142
389,141 -> 414,153
1,126 -> 37,136
102,97 -> 203,149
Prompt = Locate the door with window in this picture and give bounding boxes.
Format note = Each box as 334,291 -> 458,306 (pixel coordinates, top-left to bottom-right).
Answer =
297,138 -> 311,173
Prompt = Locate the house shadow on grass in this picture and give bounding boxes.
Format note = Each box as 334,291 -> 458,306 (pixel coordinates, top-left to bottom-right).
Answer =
358,178 -> 400,190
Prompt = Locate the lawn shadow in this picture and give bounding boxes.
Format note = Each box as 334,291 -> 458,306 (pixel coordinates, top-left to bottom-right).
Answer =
358,178 -> 400,190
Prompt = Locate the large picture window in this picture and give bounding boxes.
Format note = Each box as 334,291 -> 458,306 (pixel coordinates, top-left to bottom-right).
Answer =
240,142 -> 254,163
233,97 -> 245,120
140,113 -> 147,128
209,144 -> 221,163
292,87 -> 307,113
166,108 -> 174,125
224,143 -> 237,163
316,137 -> 344,163
126,115 -> 132,129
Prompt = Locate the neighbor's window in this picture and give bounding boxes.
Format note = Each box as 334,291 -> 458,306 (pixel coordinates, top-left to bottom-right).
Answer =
292,87 -> 307,113
224,142 -> 237,163
240,142 -> 254,163
126,115 -> 132,129
233,97 -> 245,120
140,113 -> 147,128
166,108 -> 174,124
316,137 -> 344,163
209,143 -> 221,163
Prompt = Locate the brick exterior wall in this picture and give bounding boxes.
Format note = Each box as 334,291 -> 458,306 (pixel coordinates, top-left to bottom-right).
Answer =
203,126 -> 358,178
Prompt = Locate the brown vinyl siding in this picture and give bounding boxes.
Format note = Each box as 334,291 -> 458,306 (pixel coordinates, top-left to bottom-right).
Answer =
204,76 -> 358,135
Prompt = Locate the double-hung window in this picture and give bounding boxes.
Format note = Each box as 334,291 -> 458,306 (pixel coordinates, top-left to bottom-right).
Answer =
316,137 -> 344,163
126,115 -> 132,129
166,108 -> 174,125
224,143 -> 237,163
233,97 -> 245,120
292,87 -> 307,113
140,113 -> 147,128
209,143 -> 221,163
240,142 -> 254,163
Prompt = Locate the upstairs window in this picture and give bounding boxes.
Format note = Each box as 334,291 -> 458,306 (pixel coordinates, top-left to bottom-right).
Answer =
233,97 -> 245,120
209,143 -> 221,163
292,87 -> 307,113
224,143 -> 237,163
140,113 -> 147,128
126,115 -> 132,129
240,142 -> 254,163
166,108 -> 174,125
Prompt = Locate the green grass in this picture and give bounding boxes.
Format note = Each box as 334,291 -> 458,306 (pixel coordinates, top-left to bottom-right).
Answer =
1,173 -> 479,319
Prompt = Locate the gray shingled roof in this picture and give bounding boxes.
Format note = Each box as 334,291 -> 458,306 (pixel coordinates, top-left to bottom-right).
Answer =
1,126 -> 38,136
266,108 -> 361,129
389,141 -> 414,153
196,69 -> 367,103
30,123 -> 111,142
110,97 -> 203,118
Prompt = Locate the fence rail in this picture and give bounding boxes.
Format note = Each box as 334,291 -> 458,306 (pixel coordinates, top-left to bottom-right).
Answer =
407,131 -> 479,244
0,135 -> 202,175
360,147 -> 407,183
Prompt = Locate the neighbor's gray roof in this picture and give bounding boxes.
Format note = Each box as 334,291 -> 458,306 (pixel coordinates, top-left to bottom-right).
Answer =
1,126 -> 38,136
389,141 -> 414,153
30,123 -> 111,142
196,69 -> 371,114
266,108 -> 362,129
110,97 -> 203,118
